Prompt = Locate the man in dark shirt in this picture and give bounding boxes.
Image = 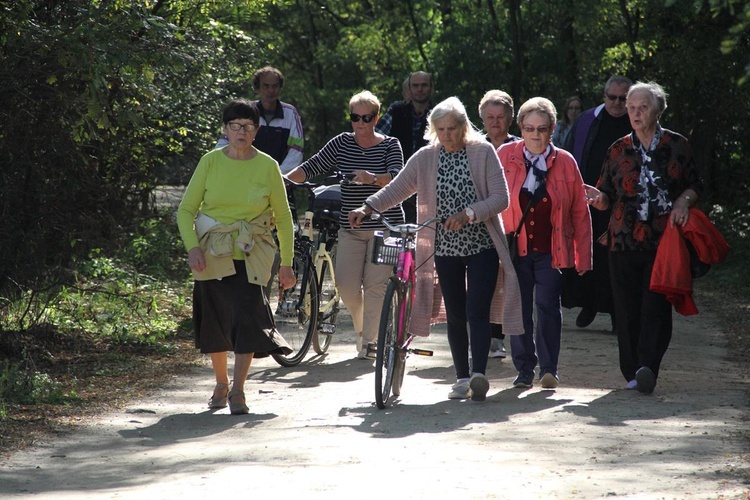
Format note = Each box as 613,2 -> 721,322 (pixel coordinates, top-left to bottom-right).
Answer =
563,75 -> 633,330
376,71 -> 434,222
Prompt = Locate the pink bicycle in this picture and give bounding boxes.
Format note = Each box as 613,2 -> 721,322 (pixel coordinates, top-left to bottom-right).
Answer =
369,214 -> 441,409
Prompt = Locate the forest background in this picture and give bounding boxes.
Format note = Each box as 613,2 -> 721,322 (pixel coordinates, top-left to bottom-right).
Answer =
0,0 -> 749,449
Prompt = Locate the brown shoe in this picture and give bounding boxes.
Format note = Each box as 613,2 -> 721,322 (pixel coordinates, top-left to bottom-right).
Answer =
228,389 -> 249,415
208,383 -> 229,409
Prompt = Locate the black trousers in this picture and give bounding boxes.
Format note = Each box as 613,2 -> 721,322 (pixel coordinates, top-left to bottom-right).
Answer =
609,251 -> 673,382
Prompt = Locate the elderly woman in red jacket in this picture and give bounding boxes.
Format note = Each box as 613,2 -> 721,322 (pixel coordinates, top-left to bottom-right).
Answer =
499,97 -> 592,390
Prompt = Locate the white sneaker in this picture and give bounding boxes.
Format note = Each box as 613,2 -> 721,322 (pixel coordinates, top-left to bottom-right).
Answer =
448,380 -> 470,399
540,372 -> 559,389
469,373 -> 490,401
489,338 -> 507,358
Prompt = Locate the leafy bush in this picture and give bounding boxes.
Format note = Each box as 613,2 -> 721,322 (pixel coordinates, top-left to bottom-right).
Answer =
0,359 -> 77,405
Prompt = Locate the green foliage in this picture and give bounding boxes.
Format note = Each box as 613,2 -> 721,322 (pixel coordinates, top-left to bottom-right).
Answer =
0,0 -> 267,297
1,214 -> 191,346
0,359 -> 77,405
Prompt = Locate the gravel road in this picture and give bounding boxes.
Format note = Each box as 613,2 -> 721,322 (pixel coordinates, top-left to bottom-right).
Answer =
1,305 -> 747,499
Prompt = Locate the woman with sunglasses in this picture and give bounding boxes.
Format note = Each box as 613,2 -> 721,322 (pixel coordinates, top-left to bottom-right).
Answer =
499,97 -> 592,390
287,90 -> 404,359
178,99 -> 295,414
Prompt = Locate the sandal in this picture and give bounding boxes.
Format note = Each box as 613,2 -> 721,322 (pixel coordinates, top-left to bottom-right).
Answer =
228,388 -> 249,415
208,383 -> 229,409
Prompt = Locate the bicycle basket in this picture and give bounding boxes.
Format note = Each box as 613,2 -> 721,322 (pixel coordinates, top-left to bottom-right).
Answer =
371,231 -> 400,266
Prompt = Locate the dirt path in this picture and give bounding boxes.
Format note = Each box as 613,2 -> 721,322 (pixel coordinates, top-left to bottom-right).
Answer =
0,306 -> 747,499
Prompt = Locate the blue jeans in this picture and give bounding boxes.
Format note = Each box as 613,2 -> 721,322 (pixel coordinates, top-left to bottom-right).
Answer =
510,252 -> 563,378
435,248 -> 499,379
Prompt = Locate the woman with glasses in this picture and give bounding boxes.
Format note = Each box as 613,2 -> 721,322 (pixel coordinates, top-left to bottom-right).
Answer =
286,90 -> 404,359
552,96 -> 583,148
178,99 -> 295,415
499,97 -> 592,390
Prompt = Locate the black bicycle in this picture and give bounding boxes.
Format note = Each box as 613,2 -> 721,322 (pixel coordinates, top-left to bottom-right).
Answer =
270,174 -> 348,367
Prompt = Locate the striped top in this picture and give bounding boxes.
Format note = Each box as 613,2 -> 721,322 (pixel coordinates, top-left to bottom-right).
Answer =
299,132 -> 404,230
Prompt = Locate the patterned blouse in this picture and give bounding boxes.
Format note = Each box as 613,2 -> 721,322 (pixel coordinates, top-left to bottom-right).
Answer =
435,147 -> 494,256
598,128 -> 702,252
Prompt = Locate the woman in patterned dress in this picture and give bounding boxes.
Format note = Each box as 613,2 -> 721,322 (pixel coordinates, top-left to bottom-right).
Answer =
349,97 -> 523,402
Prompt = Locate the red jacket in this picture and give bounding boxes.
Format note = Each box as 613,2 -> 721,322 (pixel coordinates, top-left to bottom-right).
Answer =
498,141 -> 592,272
650,208 -> 730,315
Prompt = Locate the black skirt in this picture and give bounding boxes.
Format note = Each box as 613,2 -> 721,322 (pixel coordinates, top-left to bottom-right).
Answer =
192,260 -> 292,357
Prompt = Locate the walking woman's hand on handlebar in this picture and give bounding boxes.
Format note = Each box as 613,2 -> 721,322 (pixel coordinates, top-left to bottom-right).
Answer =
348,205 -> 371,228
443,211 -> 471,231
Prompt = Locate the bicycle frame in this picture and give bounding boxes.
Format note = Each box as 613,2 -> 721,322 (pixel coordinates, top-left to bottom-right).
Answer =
382,216 -> 440,350
393,245 -> 415,349
312,220 -> 339,333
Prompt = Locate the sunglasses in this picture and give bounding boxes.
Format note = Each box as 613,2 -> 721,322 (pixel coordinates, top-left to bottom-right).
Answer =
521,125 -> 551,134
350,113 -> 376,123
605,93 -> 627,103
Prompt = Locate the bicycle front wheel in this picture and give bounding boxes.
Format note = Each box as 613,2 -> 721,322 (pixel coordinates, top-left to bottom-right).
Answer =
375,279 -> 400,409
313,250 -> 337,355
271,252 -> 318,367
391,280 -> 412,397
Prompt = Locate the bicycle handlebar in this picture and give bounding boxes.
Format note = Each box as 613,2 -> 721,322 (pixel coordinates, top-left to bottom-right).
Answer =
371,213 -> 442,236
284,171 -> 355,191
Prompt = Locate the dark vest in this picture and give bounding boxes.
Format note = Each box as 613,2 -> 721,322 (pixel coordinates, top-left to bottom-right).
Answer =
389,101 -> 431,159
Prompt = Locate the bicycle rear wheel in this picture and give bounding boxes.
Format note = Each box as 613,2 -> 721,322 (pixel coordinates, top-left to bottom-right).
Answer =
271,252 -> 318,367
313,252 -> 337,355
375,280 -> 400,409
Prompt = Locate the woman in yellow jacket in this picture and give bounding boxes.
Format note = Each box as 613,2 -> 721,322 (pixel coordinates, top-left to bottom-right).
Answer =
178,100 -> 295,415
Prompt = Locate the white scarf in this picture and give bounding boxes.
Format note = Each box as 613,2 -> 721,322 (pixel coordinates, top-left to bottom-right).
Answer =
522,144 -> 551,196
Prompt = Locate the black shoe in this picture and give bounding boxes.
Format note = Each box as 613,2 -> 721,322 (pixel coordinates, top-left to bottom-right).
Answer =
635,367 -> 656,394
575,307 -> 597,328
512,372 -> 534,388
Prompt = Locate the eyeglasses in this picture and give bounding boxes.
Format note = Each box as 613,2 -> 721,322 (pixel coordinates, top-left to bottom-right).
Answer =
605,93 -> 627,103
521,125 -> 551,134
568,106 -> 582,111
227,122 -> 257,132
350,113 -> 376,123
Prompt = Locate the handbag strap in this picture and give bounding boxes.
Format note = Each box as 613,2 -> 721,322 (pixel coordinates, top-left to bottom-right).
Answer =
513,196 -> 535,234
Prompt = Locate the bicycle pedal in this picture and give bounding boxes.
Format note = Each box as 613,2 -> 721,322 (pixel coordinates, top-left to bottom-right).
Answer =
410,348 -> 433,356
319,323 -> 336,334
366,342 -> 378,357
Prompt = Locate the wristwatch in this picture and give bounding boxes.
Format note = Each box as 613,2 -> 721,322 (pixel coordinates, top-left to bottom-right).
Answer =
372,174 -> 378,185
465,207 -> 475,223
